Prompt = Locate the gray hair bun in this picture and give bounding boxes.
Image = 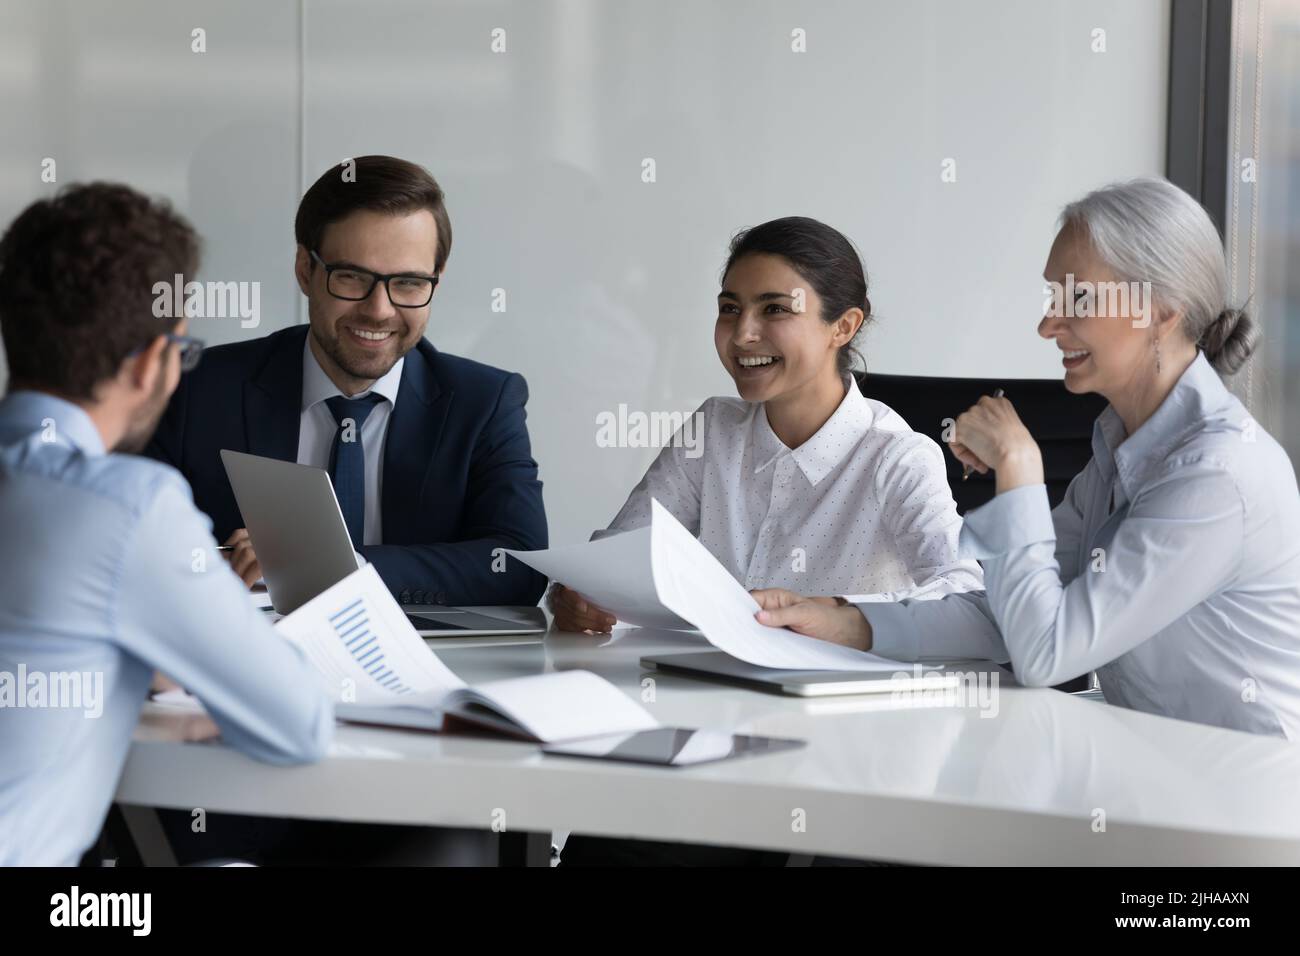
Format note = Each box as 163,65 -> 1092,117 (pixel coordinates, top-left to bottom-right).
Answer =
1199,307 -> 1258,376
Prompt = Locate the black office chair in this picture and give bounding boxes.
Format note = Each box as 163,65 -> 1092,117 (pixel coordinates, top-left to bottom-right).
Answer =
854,372 -> 1106,514
854,371 -> 1108,693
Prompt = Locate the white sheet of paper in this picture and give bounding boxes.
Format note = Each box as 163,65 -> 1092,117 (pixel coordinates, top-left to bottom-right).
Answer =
467,670 -> 659,742
507,530 -> 692,629
274,564 -> 466,706
647,499 -> 906,672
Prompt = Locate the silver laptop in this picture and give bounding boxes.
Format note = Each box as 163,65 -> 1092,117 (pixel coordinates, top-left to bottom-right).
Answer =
220,450 -> 546,638
641,651 -> 1011,697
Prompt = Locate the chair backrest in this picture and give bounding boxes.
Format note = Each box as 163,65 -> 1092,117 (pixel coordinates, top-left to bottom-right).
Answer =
856,371 -> 1107,694
854,372 -> 1107,514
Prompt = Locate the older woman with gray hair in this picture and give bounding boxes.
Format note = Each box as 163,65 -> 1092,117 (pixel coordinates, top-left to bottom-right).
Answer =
752,177 -> 1300,739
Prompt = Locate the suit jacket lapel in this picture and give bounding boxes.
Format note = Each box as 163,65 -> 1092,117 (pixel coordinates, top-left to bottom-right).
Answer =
381,341 -> 450,543
243,325 -> 306,462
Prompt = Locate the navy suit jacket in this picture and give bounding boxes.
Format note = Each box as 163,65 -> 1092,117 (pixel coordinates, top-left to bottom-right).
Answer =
147,325 -> 548,607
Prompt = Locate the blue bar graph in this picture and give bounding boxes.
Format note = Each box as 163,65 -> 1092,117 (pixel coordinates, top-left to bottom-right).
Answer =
328,597 -> 412,695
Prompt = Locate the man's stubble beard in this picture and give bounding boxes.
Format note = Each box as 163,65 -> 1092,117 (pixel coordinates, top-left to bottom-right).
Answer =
311,315 -> 416,383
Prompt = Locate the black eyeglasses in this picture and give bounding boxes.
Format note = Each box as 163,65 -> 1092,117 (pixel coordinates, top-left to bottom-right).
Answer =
310,250 -> 439,308
129,332 -> 205,372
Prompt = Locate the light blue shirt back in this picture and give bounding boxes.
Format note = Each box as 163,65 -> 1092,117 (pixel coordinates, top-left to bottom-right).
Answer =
0,391 -> 333,866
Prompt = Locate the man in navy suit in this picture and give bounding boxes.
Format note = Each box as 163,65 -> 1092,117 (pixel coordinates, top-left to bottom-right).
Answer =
149,155 -> 547,613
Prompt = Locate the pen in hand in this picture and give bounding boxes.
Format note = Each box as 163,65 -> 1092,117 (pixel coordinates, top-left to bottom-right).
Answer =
960,388 -> 1004,481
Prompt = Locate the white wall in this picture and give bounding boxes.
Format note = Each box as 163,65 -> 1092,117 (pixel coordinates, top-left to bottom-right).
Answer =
0,0 -> 1169,546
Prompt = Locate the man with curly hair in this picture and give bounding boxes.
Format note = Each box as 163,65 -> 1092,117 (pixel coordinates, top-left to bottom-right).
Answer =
0,183 -> 334,866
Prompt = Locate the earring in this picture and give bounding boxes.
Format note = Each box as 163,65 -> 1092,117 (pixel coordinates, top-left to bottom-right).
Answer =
1155,336 -> 1162,375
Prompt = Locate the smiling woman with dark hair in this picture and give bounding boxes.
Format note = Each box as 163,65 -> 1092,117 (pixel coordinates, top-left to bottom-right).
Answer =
549,216 -> 984,633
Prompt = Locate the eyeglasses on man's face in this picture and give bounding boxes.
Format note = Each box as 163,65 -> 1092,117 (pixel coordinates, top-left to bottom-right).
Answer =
128,331 -> 205,372
310,250 -> 439,309
165,333 -> 205,372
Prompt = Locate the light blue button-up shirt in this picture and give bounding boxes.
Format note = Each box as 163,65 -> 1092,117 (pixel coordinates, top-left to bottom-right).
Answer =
0,391 -> 334,866
864,353 -> 1300,739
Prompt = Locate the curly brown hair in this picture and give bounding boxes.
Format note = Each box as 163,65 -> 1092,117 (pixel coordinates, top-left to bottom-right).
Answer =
0,182 -> 200,401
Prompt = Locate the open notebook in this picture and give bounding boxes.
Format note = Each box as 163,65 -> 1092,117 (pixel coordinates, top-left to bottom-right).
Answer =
274,565 -> 657,743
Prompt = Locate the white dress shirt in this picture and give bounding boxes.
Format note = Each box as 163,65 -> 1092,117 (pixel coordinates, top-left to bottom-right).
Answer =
598,379 -> 984,600
862,352 -> 1300,739
296,338 -> 404,546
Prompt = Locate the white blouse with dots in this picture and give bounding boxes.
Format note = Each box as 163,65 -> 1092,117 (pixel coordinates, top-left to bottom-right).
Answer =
596,380 -> 984,601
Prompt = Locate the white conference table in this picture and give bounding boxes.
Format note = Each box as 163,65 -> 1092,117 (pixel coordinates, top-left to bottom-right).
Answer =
115,606 -> 1300,865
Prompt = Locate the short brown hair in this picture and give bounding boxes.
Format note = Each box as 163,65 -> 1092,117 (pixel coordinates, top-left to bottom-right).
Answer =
294,155 -> 452,273
0,182 -> 200,401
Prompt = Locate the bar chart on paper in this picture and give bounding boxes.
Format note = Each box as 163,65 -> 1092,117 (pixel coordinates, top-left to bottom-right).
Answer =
329,597 -> 413,694
274,563 -> 468,706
